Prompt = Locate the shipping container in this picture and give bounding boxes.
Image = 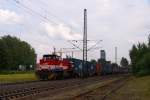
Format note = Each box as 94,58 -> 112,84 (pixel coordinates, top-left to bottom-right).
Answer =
101,63 -> 113,75
87,62 -> 96,76
70,58 -> 98,77
70,58 -> 83,77
96,63 -> 102,75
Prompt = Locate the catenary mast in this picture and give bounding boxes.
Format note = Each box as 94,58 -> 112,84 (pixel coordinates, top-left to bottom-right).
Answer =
83,9 -> 88,77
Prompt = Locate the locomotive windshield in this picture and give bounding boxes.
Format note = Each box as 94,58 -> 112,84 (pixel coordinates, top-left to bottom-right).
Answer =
43,54 -> 60,60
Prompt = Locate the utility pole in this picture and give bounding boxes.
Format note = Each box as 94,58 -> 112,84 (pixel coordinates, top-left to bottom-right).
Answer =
67,9 -> 102,78
83,9 -> 87,77
53,47 -> 56,55
115,46 -> 117,64
71,51 -> 73,58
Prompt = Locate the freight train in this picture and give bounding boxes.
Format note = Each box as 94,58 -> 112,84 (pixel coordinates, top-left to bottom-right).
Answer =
36,53 -> 129,80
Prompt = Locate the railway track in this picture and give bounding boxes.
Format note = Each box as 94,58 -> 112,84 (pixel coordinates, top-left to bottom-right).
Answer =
0,80 -> 41,87
0,78 -> 79,100
0,74 -> 128,100
100,77 -> 128,100
74,75 -> 130,100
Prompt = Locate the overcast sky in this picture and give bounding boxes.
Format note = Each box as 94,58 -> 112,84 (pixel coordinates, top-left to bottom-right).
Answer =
0,0 -> 150,63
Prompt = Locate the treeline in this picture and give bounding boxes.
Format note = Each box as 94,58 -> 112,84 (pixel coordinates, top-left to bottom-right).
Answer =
0,35 -> 36,71
129,35 -> 150,76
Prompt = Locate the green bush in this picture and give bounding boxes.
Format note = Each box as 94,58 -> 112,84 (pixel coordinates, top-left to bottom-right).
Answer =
135,53 -> 150,76
130,35 -> 150,76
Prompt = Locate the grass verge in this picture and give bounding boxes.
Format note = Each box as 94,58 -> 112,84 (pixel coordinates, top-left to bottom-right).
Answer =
0,72 -> 37,83
107,75 -> 150,100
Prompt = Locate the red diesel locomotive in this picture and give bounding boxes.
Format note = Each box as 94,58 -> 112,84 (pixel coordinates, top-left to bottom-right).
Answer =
36,54 -> 74,80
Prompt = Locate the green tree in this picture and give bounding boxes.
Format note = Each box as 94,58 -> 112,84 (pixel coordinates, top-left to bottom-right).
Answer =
120,57 -> 128,67
129,35 -> 150,75
135,52 -> 150,76
0,35 -> 36,71
90,59 -> 97,64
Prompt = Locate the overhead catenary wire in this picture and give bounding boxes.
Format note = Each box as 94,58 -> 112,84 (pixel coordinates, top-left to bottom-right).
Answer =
67,40 -> 82,51
8,0 -> 80,35
12,0 -> 58,25
68,39 -> 102,52
32,0 -> 80,32
6,0 -> 83,43
87,40 -> 103,51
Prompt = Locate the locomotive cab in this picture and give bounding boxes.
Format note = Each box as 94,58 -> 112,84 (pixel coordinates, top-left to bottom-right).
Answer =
36,54 -> 64,80
36,53 -> 73,80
